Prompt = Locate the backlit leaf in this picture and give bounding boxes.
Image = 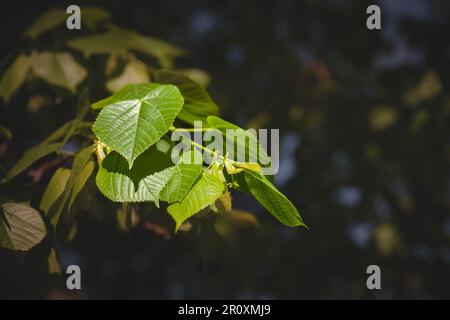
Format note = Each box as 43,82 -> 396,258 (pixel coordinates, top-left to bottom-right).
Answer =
30,52 -> 87,93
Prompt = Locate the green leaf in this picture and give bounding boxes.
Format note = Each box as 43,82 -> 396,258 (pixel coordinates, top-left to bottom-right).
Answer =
68,160 -> 94,210
244,170 -> 305,227
206,116 -> 271,165
42,120 -> 92,144
61,89 -> 90,147
106,61 -> 150,93
0,125 -> 12,140
67,27 -> 185,67
96,149 -> 175,204
48,146 -> 94,228
0,203 -> 46,251
0,54 -> 32,103
2,142 -> 62,183
30,52 -> 87,93
116,28 -> 186,68
23,9 -> 66,39
39,168 -> 71,213
67,32 -> 130,57
167,172 -> 225,230
159,163 -> 203,203
23,7 -> 111,39
153,70 -> 219,124
92,83 -> 184,168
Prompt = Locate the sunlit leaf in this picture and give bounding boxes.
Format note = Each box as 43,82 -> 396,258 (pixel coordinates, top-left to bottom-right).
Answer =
30,52 -> 87,93
167,172 -> 225,230
106,61 -> 150,93
92,83 -> 184,168
0,203 -> 46,251
206,116 -> 271,165
159,163 -> 203,203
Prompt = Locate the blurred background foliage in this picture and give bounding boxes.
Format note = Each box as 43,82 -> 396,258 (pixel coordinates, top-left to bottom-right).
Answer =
0,0 -> 449,299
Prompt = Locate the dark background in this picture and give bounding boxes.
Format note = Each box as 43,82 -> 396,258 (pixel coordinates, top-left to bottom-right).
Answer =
0,0 -> 449,299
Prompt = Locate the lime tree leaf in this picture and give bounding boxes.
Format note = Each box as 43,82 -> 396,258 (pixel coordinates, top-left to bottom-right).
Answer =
106,61 -> 150,93
2,142 -> 62,183
0,54 -> 32,103
108,26 -> 186,68
39,168 -> 71,213
95,149 -> 175,204
67,32 -> 130,57
92,84 -> 184,168
48,247 -> 61,274
244,170 -> 305,227
206,116 -> 271,165
167,173 -> 225,230
0,125 -> 12,140
23,9 -> 66,39
42,120 -> 92,144
23,7 -> 111,39
176,69 -> 210,87
159,163 -> 203,203
30,52 -> 87,93
68,160 -> 94,210
61,89 -> 90,147
154,70 -> 219,124
0,203 -> 46,251
67,27 -> 185,68
81,7 -> 112,29
92,83 -> 160,110
48,146 -> 94,228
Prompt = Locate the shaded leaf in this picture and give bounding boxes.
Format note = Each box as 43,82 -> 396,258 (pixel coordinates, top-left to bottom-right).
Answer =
244,170 -> 305,227
23,9 -> 66,39
0,125 -> 12,140
68,27 -> 185,67
39,168 -> 71,213
154,70 -> 219,124
0,54 -> 32,103
68,160 -> 94,210
2,142 -> 62,183
48,247 -> 61,274
92,83 -> 184,168
23,7 -> 111,39
48,146 -> 94,228
96,150 -> 175,204
0,203 -> 46,251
